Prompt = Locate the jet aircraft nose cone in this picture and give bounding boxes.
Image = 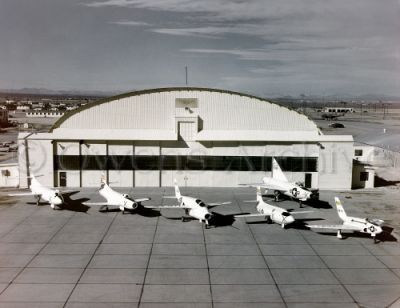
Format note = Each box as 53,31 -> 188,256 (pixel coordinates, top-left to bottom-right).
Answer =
54,196 -> 63,205
204,213 -> 212,221
287,215 -> 295,224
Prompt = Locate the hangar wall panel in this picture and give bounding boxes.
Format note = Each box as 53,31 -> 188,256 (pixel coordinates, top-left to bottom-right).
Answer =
160,141 -> 209,156
25,139 -> 53,187
108,143 -> 133,155
18,139 -> 28,188
161,171 -> 268,187
135,171 -> 160,187
109,170 -> 133,187
81,142 -> 106,155
82,171 -> 104,187
134,142 -> 160,156
56,142 -> 79,155
318,141 -> 353,189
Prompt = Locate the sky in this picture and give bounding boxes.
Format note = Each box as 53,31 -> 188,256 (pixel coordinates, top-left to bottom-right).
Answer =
0,0 -> 399,97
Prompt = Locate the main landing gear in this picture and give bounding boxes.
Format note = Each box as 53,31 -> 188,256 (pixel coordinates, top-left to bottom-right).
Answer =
273,191 -> 280,202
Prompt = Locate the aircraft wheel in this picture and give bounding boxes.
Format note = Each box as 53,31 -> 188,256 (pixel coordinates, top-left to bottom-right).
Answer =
274,191 -> 280,201
181,216 -> 186,222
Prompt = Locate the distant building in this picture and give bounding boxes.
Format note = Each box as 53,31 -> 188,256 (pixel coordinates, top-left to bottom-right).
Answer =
0,162 -> 19,187
352,145 -> 375,189
26,111 -> 64,118
324,107 -> 354,113
16,105 -> 30,111
0,109 -> 8,126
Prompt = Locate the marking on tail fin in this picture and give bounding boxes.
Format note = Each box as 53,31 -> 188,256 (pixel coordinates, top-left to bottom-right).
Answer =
334,197 -> 347,221
174,178 -> 181,199
256,186 -> 263,202
272,158 -> 288,182
100,174 -> 107,189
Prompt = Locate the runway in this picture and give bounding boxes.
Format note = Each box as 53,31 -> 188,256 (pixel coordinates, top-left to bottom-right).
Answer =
0,187 -> 399,307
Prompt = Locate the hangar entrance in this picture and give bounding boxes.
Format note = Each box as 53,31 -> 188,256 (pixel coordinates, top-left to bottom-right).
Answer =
59,172 -> 67,187
305,173 -> 312,188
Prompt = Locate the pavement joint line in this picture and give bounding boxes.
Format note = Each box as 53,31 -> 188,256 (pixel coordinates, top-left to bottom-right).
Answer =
137,194 -> 162,308
297,226 -> 362,307
61,211 -> 118,308
0,210 -> 78,297
0,206 -> 42,240
357,233 -> 400,308
358,235 -> 400,272
234,192 -> 288,308
202,217 -> 214,308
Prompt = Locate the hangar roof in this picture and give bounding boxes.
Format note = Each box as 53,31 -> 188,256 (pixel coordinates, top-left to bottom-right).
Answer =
50,87 -> 321,141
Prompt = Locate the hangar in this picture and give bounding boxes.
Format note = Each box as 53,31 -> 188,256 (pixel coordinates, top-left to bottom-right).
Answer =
17,87 -> 353,189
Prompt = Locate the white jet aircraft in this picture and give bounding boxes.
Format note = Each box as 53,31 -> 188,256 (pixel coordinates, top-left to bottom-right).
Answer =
308,197 -> 384,242
83,176 -> 151,214
146,179 -> 230,228
243,158 -> 318,207
8,174 -> 68,209
235,187 -> 312,228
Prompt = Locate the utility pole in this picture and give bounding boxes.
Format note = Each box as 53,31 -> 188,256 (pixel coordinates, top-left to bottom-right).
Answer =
185,66 -> 188,86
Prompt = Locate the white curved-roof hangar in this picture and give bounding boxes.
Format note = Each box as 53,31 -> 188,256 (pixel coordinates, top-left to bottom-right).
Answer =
51,87 -> 320,141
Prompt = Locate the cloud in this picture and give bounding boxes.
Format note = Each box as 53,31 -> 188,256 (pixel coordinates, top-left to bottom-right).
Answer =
109,20 -> 151,26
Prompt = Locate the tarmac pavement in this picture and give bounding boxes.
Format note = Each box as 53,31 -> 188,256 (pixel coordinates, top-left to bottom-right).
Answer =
0,186 -> 399,307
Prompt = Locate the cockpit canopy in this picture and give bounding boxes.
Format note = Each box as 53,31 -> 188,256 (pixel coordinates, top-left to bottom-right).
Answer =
195,199 -> 207,207
282,212 -> 291,217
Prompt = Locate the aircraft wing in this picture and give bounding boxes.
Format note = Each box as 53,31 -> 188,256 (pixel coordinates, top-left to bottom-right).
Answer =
234,213 -> 268,218
8,192 -> 34,197
241,183 -> 286,192
290,211 -> 314,215
207,201 -> 231,208
134,198 -> 151,203
239,183 -> 264,187
58,190 -> 77,195
143,205 -> 185,209
82,202 -> 109,206
308,224 -> 356,231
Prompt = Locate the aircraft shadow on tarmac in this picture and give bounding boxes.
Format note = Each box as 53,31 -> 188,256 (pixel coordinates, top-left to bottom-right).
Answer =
99,206 -> 161,217
58,191 -> 90,212
374,176 -> 400,187
210,212 -> 237,228
163,211 -> 238,228
243,217 -> 324,230
262,194 -> 332,209
28,191 -> 90,213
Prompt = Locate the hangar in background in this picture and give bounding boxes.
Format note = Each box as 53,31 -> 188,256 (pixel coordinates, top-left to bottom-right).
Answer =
17,87 -> 353,189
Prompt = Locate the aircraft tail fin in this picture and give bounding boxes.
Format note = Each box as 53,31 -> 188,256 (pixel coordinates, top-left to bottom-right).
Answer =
272,158 -> 288,182
174,179 -> 181,199
100,174 -> 107,187
334,197 -> 347,221
256,186 -> 263,202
